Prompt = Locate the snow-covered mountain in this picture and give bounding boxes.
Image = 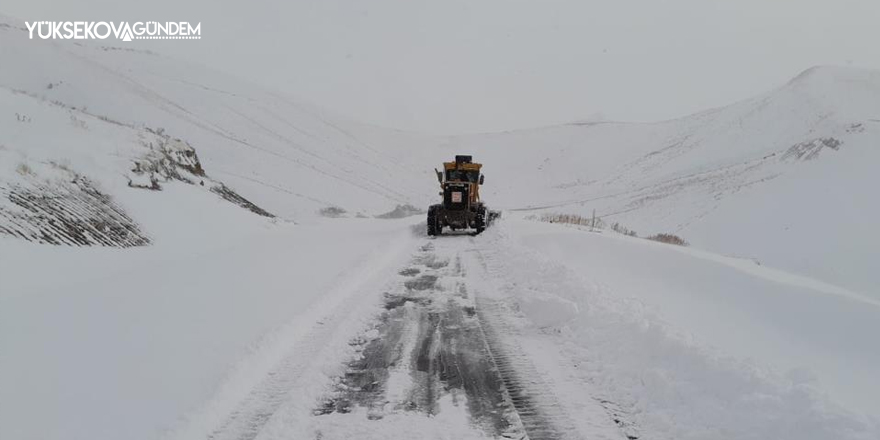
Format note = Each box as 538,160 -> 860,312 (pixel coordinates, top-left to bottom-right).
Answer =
362,65 -> 880,295
0,15 -> 433,245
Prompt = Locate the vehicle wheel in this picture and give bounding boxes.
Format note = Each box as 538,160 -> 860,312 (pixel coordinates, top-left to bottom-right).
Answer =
427,205 -> 442,236
474,208 -> 486,234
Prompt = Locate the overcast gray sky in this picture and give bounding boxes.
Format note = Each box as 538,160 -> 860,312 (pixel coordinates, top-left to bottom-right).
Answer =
5,0 -> 880,134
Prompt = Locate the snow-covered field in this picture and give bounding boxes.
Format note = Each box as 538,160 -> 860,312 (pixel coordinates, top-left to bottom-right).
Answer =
2,11 -> 879,440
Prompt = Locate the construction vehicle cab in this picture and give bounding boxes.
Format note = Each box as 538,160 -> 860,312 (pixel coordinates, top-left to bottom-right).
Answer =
427,155 -> 495,236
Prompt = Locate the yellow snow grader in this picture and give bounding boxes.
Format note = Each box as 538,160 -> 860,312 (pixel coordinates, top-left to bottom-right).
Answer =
427,155 -> 498,236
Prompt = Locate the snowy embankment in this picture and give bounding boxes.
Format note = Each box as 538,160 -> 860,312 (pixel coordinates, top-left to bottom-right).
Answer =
0,218 -> 421,440
486,218 -> 880,438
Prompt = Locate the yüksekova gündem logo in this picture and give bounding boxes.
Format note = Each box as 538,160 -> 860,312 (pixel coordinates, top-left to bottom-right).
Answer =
25,21 -> 201,41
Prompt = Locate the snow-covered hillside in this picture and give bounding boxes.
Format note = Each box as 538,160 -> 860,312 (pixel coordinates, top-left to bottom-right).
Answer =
0,17 -> 433,439
0,15 -> 433,244
359,66 -> 880,295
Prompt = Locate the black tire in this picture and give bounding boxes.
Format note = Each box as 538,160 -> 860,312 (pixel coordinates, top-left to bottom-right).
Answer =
427,205 -> 442,236
474,207 -> 486,234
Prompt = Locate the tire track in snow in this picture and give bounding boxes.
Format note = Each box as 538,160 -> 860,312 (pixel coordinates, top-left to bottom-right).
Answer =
475,298 -> 583,440
178,231 -> 419,440
313,240 -> 521,438
205,277 -> 390,440
313,236 -> 591,439
470,235 -> 638,440
204,233 -> 599,440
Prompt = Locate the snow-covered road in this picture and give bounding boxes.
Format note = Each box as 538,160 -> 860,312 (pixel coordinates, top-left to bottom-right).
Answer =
176,219 -> 880,440
199,232 -> 619,440
3,217 -> 878,440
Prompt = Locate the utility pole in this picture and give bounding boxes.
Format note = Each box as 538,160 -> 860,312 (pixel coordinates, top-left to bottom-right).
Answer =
591,208 -> 596,232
